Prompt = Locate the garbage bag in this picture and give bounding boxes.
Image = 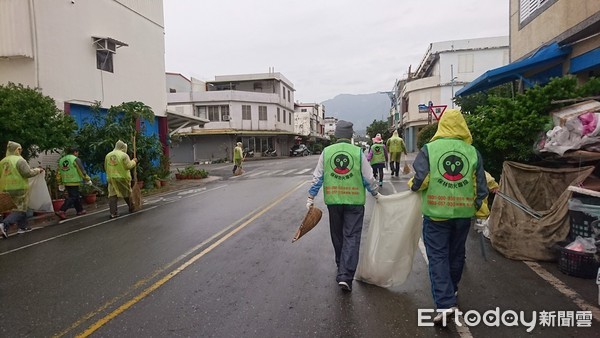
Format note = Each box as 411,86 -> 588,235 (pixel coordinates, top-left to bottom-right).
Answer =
355,191 -> 423,288
28,174 -> 53,212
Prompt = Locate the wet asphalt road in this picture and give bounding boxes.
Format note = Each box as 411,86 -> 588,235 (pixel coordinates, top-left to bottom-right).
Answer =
0,155 -> 599,337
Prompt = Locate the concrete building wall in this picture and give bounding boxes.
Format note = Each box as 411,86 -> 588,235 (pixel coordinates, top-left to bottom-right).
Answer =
166,73 -> 192,93
0,0 -> 166,116
510,0 -> 600,60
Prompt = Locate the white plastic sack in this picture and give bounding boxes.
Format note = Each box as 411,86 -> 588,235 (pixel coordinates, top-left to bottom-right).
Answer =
355,191 -> 423,288
28,174 -> 53,212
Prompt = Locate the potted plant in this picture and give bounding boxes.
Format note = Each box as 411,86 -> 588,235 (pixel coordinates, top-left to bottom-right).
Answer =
157,155 -> 171,186
45,166 -> 65,211
80,177 -> 104,204
176,166 -> 208,179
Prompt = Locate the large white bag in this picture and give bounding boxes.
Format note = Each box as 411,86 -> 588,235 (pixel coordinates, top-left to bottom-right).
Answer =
28,174 -> 54,212
355,191 -> 422,288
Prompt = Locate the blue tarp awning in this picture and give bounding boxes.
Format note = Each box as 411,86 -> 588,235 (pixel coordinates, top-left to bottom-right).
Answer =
569,47 -> 600,74
455,42 -> 572,97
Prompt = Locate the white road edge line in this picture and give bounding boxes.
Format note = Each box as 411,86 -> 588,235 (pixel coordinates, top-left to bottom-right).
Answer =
524,261 -> 600,322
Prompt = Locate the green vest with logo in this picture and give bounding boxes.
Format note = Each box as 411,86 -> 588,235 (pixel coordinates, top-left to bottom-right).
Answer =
323,142 -> 365,205
370,144 -> 386,164
105,150 -> 131,180
422,138 -> 477,218
58,154 -> 81,184
0,155 -> 28,191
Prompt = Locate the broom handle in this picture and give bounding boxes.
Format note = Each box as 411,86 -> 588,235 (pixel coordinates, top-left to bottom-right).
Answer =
132,133 -> 138,183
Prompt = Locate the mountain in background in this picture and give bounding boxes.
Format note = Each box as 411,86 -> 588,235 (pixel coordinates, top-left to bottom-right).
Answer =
321,93 -> 391,136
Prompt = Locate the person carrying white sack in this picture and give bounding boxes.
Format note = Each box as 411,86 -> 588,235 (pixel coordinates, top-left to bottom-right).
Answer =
0,141 -> 45,237
408,109 -> 488,326
306,120 -> 380,292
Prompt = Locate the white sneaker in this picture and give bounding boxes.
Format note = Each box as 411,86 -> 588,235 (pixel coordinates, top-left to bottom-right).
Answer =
433,307 -> 458,326
338,281 -> 352,292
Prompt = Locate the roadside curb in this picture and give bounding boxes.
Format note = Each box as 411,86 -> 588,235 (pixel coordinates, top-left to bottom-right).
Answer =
2,176 -> 222,237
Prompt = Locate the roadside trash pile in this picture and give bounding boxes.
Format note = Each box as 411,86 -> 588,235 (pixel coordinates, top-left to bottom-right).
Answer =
538,100 -> 600,156
487,100 -> 600,281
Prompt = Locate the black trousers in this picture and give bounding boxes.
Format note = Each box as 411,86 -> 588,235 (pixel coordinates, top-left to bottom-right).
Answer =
327,204 -> 365,284
60,186 -> 83,213
390,161 -> 400,176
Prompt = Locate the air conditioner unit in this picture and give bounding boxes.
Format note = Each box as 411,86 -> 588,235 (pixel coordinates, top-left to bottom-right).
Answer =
222,115 -> 231,121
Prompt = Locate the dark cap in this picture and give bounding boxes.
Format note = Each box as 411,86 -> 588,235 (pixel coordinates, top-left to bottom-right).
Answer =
335,120 -> 354,139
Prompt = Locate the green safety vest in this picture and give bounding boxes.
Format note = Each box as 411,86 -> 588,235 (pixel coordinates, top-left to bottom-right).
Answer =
370,144 -> 386,164
421,138 -> 478,218
58,154 -> 81,184
323,142 -> 365,205
105,150 -> 131,180
0,155 -> 28,191
387,136 -> 405,153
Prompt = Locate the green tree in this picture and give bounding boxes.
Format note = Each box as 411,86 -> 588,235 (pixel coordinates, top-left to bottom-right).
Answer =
416,123 -> 438,150
366,120 -> 391,143
74,101 -> 163,183
0,82 -> 77,160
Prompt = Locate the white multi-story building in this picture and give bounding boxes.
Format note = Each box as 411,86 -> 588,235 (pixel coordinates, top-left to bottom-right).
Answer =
294,102 -> 325,141
323,117 -> 338,138
399,36 -> 509,152
0,0 -> 171,162
167,72 -> 298,163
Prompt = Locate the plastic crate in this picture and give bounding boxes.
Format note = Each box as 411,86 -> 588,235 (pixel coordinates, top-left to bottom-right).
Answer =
568,198 -> 600,240
557,242 -> 599,279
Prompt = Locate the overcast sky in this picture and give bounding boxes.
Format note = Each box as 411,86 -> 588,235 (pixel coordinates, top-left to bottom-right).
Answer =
163,1 -> 509,103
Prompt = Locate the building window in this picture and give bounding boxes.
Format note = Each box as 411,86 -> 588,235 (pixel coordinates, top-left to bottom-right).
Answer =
288,89 -> 291,102
282,86 -> 286,99
259,106 -> 267,120
242,105 -> 252,120
208,106 -> 220,121
458,54 -> 474,73
96,50 -> 113,72
195,106 -> 207,119
277,108 -> 281,122
301,108 -> 307,112
519,0 -> 553,24
283,109 -> 286,123
289,112 -> 292,125
169,88 -> 176,93
220,105 -> 230,120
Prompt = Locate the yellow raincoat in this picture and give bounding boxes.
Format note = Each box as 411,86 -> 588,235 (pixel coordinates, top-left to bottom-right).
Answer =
0,141 -> 43,211
105,140 -> 137,198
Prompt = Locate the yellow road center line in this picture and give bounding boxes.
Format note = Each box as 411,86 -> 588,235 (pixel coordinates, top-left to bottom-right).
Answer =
75,180 -> 307,337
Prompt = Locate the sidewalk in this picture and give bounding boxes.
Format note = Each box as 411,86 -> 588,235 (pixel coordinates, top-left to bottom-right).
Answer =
2,176 -> 222,237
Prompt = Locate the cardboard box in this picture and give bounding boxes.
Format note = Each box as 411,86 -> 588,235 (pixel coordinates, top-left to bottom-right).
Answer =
551,100 -> 600,127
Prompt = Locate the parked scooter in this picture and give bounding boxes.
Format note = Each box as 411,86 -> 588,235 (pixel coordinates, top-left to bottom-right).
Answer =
243,148 -> 254,158
263,148 -> 277,157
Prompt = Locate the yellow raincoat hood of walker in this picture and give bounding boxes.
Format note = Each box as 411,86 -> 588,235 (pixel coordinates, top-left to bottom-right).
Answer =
114,140 -> 128,153
430,109 -> 472,144
408,109 -> 473,192
5,141 -> 22,156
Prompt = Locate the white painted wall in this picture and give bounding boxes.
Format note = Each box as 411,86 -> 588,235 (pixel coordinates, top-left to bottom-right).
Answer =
0,0 -> 166,116
168,91 -> 295,133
